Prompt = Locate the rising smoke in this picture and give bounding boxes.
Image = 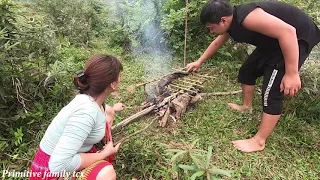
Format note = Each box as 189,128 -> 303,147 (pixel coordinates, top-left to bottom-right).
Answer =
107,0 -> 172,78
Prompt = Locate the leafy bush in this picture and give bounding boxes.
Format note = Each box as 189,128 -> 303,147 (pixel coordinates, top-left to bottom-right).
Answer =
160,0 -> 320,61
34,0 -> 109,46
0,0 -> 89,165
164,139 -> 234,179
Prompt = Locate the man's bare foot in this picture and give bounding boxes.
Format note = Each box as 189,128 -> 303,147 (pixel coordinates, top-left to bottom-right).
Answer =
228,103 -> 252,113
232,137 -> 265,153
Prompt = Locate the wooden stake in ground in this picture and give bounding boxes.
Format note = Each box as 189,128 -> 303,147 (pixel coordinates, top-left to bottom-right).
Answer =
184,0 -> 189,67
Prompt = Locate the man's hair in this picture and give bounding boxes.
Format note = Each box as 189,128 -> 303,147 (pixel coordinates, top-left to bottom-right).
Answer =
200,0 -> 233,25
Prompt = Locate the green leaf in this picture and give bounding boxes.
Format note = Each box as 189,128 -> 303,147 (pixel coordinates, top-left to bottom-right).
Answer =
171,150 -> 187,163
211,176 -> 223,180
27,119 -> 35,125
178,164 -> 197,171
190,138 -> 200,149
206,145 -> 213,167
0,86 -> 6,103
191,155 -> 206,168
4,41 -> 20,50
190,170 -> 205,180
165,149 -> 184,153
12,154 -> 19,159
210,166 -> 234,177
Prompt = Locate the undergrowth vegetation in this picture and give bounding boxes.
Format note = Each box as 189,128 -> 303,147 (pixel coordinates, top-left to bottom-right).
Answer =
0,0 -> 319,179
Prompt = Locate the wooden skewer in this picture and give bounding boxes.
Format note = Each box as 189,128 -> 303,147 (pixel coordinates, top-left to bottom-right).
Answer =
170,84 -> 198,94
166,86 -> 179,93
177,79 -> 204,88
170,83 -> 192,90
182,92 -> 194,98
171,68 -> 190,74
167,85 -> 195,98
135,75 -> 167,87
167,86 -> 195,98
193,74 -> 216,79
183,77 -> 205,84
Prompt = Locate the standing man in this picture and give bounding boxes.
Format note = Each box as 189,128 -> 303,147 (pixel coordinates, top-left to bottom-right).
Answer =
186,0 -> 320,152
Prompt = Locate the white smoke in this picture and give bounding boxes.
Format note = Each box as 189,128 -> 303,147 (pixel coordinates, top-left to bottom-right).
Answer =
107,0 -> 172,78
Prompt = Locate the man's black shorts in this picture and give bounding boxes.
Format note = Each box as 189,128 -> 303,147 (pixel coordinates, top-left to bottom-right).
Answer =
238,40 -> 310,115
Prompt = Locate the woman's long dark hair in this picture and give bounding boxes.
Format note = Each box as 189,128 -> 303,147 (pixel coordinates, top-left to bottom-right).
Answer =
73,54 -> 123,97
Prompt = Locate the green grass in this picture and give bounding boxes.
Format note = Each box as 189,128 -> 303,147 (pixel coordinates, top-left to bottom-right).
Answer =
110,56 -> 320,179
3,47 -> 319,180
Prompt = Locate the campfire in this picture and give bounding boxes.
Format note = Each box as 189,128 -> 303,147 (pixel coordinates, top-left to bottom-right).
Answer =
111,70 -> 242,132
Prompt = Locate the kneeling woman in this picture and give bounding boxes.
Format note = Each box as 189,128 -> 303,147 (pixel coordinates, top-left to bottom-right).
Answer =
30,54 -> 124,180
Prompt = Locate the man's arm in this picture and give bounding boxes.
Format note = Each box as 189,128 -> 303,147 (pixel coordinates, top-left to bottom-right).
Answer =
198,33 -> 230,64
242,8 -> 300,96
186,33 -> 229,72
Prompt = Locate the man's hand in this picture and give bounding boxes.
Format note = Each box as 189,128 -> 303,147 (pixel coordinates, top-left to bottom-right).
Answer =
186,61 -> 202,72
280,73 -> 301,96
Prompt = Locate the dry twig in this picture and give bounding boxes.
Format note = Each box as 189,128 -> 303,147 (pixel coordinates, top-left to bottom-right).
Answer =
114,117 -> 158,145
111,105 -> 156,132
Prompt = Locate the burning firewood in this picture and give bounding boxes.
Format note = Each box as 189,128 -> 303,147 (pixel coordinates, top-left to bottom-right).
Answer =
111,71 -> 242,132
171,93 -> 191,119
160,101 -> 171,127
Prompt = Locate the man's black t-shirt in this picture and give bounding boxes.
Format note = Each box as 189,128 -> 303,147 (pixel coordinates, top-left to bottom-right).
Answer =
227,1 -> 320,53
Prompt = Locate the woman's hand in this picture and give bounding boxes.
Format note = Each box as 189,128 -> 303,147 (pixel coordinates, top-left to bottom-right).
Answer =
100,142 -> 121,158
113,103 -> 125,112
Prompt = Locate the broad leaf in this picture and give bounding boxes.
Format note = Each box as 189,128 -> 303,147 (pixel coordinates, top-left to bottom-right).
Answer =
178,164 -> 197,171
165,149 -> 184,153
210,166 -> 234,177
211,176 -> 223,180
171,150 -> 187,163
190,170 -> 205,180
191,155 -> 206,168
190,138 -> 201,149
206,145 -> 213,167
